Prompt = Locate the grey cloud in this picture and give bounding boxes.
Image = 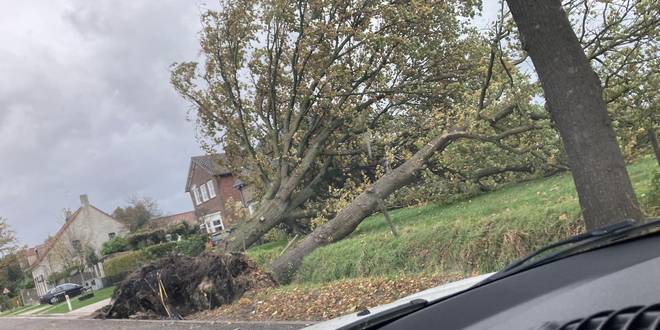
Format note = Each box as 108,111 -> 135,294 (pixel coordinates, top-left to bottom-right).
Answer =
0,0 -> 211,245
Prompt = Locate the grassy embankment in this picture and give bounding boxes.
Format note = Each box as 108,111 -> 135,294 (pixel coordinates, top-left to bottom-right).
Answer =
248,156 -> 658,284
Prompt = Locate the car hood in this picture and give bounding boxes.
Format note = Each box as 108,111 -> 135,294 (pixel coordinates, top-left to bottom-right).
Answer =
303,272 -> 494,330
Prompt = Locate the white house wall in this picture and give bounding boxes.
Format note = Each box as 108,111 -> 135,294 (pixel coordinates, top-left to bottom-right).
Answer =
31,199 -> 127,296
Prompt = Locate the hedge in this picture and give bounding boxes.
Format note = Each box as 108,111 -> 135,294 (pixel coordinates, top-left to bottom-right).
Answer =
101,236 -> 129,255
103,251 -> 147,277
126,229 -> 166,250
103,236 -> 207,278
167,222 -> 197,237
143,241 -> 178,259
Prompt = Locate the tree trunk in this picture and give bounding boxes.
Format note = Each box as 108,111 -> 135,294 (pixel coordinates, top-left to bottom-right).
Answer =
506,0 -> 643,230
222,198 -> 290,251
270,131 -> 466,283
648,127 -> 660,166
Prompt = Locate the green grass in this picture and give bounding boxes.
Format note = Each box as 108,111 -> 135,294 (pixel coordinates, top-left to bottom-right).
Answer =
246,239 -> 289,266
248,156 -> 659,284
39,286 -> 115,315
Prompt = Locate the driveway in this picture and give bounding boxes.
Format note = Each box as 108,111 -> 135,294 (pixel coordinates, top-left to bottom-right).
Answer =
0,317 -> 313,330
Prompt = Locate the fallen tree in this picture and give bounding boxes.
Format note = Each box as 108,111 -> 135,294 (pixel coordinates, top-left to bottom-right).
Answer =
96,253 -> 275,319
271,125 -> 538,283
171,0 -> 483,252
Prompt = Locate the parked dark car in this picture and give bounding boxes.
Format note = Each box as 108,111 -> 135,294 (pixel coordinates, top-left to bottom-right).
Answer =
39,283 -> 84,305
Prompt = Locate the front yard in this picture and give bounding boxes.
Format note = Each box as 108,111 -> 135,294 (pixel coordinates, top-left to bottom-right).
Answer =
0,288 -> 116,318
33,286 -> 115,315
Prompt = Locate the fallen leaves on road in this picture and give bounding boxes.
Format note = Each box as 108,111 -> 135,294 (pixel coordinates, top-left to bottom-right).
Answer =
188,272 -> 467,321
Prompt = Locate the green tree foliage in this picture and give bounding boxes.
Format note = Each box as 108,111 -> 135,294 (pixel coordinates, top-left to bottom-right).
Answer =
101,236 -> 129,256
112,196 -> 162,232
103,251 -> 147,277
171,0 -> 497,250
563,0 -> 659,161
125,229 -> 166,250
143,241 -> 178,259
0,253 -> 24,297
0,218 -> 16,257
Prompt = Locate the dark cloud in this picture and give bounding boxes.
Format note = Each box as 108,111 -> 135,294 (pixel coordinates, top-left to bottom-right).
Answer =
0,0 -> 211,245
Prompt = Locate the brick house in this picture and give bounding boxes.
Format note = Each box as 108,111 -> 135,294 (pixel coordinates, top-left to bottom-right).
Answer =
30,195 -> 128,296
185,154 -> 255,234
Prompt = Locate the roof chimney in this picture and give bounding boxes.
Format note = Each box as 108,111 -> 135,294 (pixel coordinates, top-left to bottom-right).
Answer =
80,194 -> 90,207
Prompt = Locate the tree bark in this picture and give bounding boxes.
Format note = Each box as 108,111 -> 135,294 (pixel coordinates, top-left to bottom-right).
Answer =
223,130 -> 337,252
222,197 -> 291,252
506,0 -> 643,230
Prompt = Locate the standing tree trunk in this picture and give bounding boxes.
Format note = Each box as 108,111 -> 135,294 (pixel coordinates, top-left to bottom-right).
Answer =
506,0 -> 643,230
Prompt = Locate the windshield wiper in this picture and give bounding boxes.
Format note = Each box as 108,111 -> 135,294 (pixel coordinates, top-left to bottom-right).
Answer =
483,219 -> 640,283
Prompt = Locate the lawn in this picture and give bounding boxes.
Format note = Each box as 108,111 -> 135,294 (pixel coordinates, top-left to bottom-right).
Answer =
247,156 -> 659,284
38,286 -> 115,315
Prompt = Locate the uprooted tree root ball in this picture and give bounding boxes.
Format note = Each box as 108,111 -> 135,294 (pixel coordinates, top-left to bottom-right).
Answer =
94,253 -> 276,319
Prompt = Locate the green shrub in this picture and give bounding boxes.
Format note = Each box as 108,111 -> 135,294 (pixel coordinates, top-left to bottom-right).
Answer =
167,222 -> 196,237
262,227 -> 289,243
101,236 -> 128,256
142,241 -> 178,259
103,251 -> 147,277
175,235 -> 206,257
22,278 -> 35,289
126,229 -> 166,250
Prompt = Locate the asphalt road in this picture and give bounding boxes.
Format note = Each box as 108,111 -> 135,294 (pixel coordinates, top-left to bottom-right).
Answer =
0,317 -> 314,330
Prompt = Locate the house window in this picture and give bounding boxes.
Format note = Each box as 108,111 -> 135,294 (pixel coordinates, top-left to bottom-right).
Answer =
200,184 -> 209,202
192,185 -> 201,205
203,212 -> 224,233
207,180 -> 216,198
71,240 -> 82,251
108,232 -> 116,239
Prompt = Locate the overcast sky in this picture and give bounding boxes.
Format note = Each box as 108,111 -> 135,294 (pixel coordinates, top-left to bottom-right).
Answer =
0,1 -> 498,247
0,0 -> 213,246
